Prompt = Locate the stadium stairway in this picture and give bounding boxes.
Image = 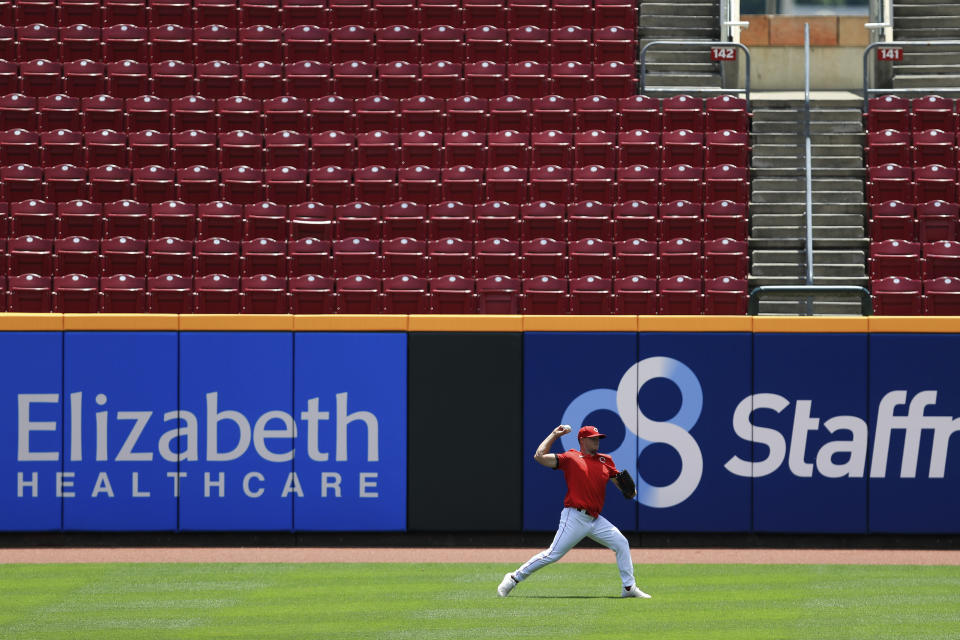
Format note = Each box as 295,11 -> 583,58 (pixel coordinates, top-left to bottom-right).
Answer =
892,0 -> 960,89
638,0 -> 722,91
748,93 -> 869,314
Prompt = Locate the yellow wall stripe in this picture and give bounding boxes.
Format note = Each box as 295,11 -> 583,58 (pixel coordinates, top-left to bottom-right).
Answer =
3,314 -> 960,333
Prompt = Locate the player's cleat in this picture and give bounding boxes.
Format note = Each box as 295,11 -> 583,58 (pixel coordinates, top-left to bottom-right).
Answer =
497,573 -> 518,597
621,585 -> 652,598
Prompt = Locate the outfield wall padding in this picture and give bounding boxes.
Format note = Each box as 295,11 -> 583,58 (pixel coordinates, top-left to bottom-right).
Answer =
1,315 -> 959,534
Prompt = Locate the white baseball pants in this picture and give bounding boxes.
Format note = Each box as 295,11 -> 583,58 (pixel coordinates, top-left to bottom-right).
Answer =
513,507 -> 636,587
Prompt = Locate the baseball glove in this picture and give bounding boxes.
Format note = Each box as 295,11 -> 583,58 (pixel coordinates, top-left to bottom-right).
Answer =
615,470 -> 636,499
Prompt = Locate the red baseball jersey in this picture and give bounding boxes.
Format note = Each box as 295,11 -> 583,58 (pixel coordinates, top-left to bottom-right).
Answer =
556,449 -> 619,518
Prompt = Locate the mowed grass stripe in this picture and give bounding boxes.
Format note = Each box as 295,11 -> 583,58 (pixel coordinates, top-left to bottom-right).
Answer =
0,563 -> 957,640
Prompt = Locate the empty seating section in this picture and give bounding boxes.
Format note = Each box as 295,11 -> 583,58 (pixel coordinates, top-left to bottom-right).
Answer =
865,94 -> 960,315
0,0 -> 752,314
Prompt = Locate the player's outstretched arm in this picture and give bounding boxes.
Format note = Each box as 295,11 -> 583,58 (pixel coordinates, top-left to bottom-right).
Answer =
533,425 -> 571,468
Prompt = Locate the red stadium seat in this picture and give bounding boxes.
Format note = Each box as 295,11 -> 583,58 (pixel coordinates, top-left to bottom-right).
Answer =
265,129 -> 309,168
508,26 -> 549,62
382,236 -> 428,276
613,274 -> 655,314
662,94 -> 704,132
489,95 -> 531,132
569,238 -> 613,277
551,62 -> 594,99
240,25 -> 283,63
195,24 -> 238,62
522,274 -> 568,313
446,95 -> 488,133
520,199 -> 565,240
0,129 -> 40,166
704,200 -> 748,241
567,200 -> 613,241
475,200 -> 520,240
507,61 -> 550,99
400,95 -> 445,133
102,236 -> 147,277
872,275 -> 922,315
196,237 -> 241,276
401,130 -> 444,167
922,240 -> 960,279
617,164 -> 659,204
528,165 -> 571,204
659,237 -> 701,278
58,200 -> 103,239
658,274 -> 702,314
336,274 -> 382,312
242,61 -> 284,100
867,163 -> 913,204
576,95 -> 618,132
704,237 -> 748,278
173,130 -> 218,168
242,237 -> 287,276
573,165 -> 615,203
464,61 -> 508,100
55,236 -> 100,276
8,274 -> 53,312
196,61 -> 242,99
382,201 -> 428,240
475,237 -> 520,276
379,61 -> 421,99
661,129 -> 704,167
704,164 -> 750,203
129,130 -> 172,168
914,164 -> 957,204
195,274 -> 241,313
151,60 -> 196,99
574,129 -> 617,168
866,95 -> 910,132
614,237 -> 656,277
660,164 -> 704,203
282,0 -> 328,28
8,235 -> 54,276
911,128 -> 955,167
53,273 -> 99,312
917,200 -> 959,242
398,165 -> 441,204
428,200 -> 474,239
376,25 -> 418,63
382,274 -> 430,312
870,239 -> 921,279
428,237 -> 474,276
704,95 -> 750,132
45,164 -> 90,203
619,95 -> 661,132
289,236 -> 333,275
354,165 -> 398,204
172,95 -> 217,132
284,26 -> 331,63
241,272 -> 289,312
289,202 -> 334,240
476,274 -> 521,313
659,199 -> 702,241
923,275 -> 960,315
153,199 -> 199,240
912,95 -> 956,133
289,274 -> 336,313
569,275 -> 613,314
485,164 -> 527,204
218,96 -> 264,133
10,199 -> 56,238
219,130 -> 264,169
870,199 -> 915,242
550,25 -> 591,63
705,130 -> 750,168
530,130 -> 573,168
420,26 -> 465,63
333,236 -> 382,276
221,165 -> 265,204
704,275 -> 748,315
101,274 -> 147,312
593,61 -> 634,98
430,274 -> 477,313
150,24 -> 194,63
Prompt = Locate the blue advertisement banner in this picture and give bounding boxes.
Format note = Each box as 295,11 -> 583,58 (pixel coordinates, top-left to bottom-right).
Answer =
0,332 -> 63,531
869,334 -> 960,533
62,332 -> 179,531
635,333 -> 752,532
523,332 -> 639,532
178,332 -> 295,531
751,334 -> 869,533
293,332 -> 407,531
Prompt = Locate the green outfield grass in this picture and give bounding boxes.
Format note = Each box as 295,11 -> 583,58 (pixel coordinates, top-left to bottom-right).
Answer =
0,562 -> 958,639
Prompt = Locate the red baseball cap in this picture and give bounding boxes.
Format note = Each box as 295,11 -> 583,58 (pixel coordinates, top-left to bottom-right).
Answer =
577,425 -> 606,439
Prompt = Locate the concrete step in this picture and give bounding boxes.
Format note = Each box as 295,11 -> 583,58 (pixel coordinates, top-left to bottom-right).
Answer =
640,3 -> 719,17
645,62 -> 719,73
893,74 -> 960,88
641,15 -> 717,29
751,158 -> 865,171
894,16 -> 960,28
901,52 -> 960,66
643,72 -> 723,88
749,202 -> 867,215
752,190 -> 865,204
753,143 -> 863,158
753,249 -> 865,264
894,2 -> 960,16
752,132 -> 865,145
754,299 -> 868,315
751,226 -> 866,240
894,29 -> 960,39
894,64 -> 960,75
639,36 -> 720,49
751,108 -> 862,123
753,212 -> 865,225
751,121 -> 865,134
751,98 -> 863,109
753,177 -> 864,190
751,263 -> 866,277
644,51 -> 715,64
748,237 -> 871,250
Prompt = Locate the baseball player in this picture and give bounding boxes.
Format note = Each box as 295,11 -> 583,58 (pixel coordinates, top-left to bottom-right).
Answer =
497,424 -> 651,599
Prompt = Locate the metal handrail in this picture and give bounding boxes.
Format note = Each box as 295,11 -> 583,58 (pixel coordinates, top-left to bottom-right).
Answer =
720,0 -> 749,43
863,40 -> 960,113
749,286 -> 874,316
803,24 -> 814,288
865,0 -> 892,31
638,40 -> 751,112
